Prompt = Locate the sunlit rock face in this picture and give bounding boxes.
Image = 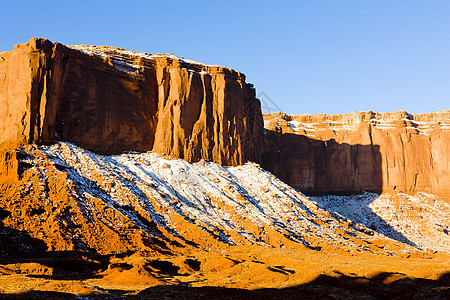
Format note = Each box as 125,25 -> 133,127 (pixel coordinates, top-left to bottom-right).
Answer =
2,142 -> 435,255
0,38 -> 263,166
263,111 -> 450,196
3,38 -> 448,197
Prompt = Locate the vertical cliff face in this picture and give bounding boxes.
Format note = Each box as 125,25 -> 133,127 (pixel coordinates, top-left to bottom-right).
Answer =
2,38 -> 448,196
0,38 -> 263,166
262,111 -> 450,196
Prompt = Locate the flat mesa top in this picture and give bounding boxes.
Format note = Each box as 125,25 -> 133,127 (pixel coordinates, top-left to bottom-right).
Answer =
65,44 -> 241,77
68,44 -> 219,67
263,110 -> 450,135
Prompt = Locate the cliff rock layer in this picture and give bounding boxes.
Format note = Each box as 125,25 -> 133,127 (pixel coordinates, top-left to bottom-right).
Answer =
262,111 -> 450,196
0,38 -> 263,166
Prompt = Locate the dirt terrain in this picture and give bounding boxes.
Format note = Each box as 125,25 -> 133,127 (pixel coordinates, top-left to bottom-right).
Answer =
0,247 -> 448,299
0,143 -> 448,299
0,39 -> 448,299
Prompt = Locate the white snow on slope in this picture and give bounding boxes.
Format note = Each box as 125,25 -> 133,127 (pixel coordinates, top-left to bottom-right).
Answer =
310,193 -> 450,252
20,142 -> 449,253
21,142 -> 404,253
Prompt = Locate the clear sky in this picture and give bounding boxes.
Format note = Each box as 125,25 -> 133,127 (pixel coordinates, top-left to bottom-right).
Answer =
1,0 -> 449,114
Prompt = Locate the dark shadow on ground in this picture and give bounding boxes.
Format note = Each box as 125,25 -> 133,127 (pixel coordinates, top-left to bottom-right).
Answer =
0,208 -> 118,280
0,209 -> 199,282
0,272 -> 448,299
0,209 -> 48,259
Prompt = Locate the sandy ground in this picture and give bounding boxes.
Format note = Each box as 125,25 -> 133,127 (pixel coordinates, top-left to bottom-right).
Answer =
0,247 -> 448,299
0,143 -> 448,298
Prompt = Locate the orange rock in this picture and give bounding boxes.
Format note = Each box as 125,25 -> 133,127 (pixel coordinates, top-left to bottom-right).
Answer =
0,38 -> 263,166
262,111 -> 450,196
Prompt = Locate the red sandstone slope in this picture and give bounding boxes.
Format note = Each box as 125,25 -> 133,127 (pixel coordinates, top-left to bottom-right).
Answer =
262,111 -> 450,196
0,39 -> 449,297
3,142 -> 447,257
0,142 -> 449,298
0,38 -> 448,256
0,38 -> 262,166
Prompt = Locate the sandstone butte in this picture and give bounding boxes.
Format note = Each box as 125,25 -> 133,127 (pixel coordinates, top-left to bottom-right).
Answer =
0,37 -> 263,172
1,37 -> 448,199
0,38 -> 449,298
263,111 -> 450,197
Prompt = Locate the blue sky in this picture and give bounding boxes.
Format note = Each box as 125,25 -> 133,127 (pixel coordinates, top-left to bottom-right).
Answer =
1,0 -> 449,114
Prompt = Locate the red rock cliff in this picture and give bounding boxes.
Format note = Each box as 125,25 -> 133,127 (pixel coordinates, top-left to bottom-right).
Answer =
263,111 -> 450,196
0,38 -> 263,166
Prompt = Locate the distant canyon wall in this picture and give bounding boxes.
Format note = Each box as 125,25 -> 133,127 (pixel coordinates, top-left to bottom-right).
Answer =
0,38 -> 263,166
2,38 -> 449,197
262,111 -> 450,196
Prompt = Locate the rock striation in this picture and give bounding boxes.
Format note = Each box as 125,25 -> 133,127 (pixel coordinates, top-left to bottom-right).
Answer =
1,142 -> 424,255
1,38 -> 449,198
263,111 -> 450,196
0,38 -> 263,166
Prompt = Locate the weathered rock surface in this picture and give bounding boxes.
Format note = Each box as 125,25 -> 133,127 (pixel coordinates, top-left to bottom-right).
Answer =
0,142 -> 425,255
1,38 -> 448,197
0,38 -> 262,166
263,111 -> 450,196
2,39 -> 450,298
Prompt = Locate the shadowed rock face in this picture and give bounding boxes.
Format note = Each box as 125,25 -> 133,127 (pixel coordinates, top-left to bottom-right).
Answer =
1,38 -> 449,197
263,111 -> 450,196
0,38 -> 263,166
